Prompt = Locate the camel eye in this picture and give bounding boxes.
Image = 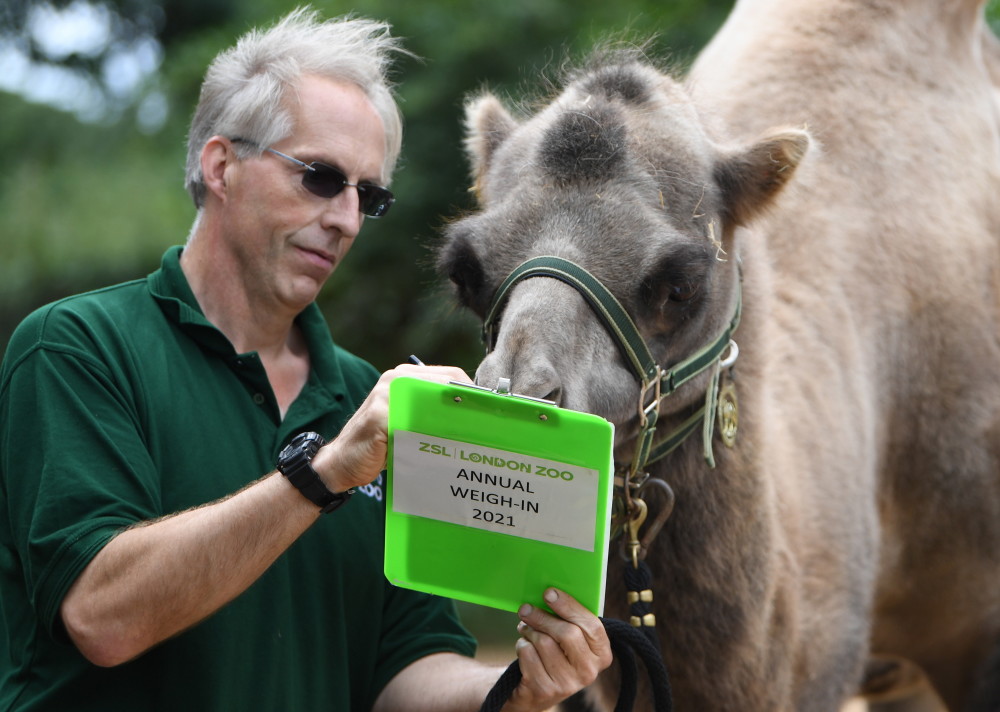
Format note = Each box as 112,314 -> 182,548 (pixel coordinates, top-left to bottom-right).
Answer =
638,250 -> 708,317
438,228 -> 489,315
668,281 -> 700,303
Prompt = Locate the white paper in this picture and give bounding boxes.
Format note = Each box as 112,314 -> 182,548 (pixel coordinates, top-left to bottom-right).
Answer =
391,430 -> 599,551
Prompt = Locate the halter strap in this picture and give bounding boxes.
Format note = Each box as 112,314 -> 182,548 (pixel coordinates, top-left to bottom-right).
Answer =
482,255 -> 741,474
484,256 -> 659,383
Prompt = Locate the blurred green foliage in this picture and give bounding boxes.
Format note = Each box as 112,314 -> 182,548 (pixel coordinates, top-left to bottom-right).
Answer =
4,1 -> 1000,368
0,0 -> 734,369
6,0 -> 1000,370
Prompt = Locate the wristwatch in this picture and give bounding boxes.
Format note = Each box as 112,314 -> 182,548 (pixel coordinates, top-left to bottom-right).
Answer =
277,432 -> 352,514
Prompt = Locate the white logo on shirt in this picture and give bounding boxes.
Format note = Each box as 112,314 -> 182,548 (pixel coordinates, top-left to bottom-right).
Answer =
356,472 -> 384,501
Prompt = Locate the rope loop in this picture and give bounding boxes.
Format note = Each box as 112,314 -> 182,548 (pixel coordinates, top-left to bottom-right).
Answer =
477,616 -> 673,712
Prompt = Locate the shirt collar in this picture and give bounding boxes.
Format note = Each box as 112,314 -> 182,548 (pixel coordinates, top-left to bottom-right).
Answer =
147,246 -> 347,428
147,246 -> 337,361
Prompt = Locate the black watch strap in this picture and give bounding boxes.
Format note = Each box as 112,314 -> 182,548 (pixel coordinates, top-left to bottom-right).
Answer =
277,432 -> 352,514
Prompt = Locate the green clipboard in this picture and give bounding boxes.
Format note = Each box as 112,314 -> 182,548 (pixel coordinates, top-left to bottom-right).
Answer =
385,377 -> 615,616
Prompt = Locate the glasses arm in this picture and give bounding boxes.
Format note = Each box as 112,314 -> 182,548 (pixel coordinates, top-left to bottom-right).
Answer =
265,148 -> 318,173
229,138 -> 317,174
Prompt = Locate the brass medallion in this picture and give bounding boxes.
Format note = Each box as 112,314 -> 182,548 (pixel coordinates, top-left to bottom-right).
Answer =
717,380 -> 738,447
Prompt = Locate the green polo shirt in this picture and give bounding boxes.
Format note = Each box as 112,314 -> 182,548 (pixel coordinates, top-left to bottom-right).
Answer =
0,246 -> 476,711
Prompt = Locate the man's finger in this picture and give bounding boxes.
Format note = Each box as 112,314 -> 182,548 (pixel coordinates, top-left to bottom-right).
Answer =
391,363 -> 473,384
518,589 -> 609,656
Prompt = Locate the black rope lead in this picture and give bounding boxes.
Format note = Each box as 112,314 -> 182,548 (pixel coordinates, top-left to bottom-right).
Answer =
623,560 -> 659,650
604,618 -> 673,712
478,659 -> 521,712
478,616 -> 673,712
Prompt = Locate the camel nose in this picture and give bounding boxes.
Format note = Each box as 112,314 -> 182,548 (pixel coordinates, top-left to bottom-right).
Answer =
476,356 -> 563,407
532,365 -> 563,405
540,384 -> 562,406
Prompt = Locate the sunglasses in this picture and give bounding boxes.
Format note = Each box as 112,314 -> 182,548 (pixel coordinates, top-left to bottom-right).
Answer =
231,138 -> 395,218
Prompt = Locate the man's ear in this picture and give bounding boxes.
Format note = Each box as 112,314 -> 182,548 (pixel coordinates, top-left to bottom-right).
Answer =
200,136 -> 234,203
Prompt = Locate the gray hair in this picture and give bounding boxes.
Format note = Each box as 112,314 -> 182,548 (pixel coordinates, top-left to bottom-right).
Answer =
184,7 -> 409,209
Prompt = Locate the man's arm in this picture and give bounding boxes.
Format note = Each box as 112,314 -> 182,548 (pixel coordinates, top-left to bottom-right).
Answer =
60,470 -> 321,666
374,588 -> 612,712
60,364 -> 467,667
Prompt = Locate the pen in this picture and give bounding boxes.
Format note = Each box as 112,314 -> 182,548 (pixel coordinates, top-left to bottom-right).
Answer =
408,355 -> 426,366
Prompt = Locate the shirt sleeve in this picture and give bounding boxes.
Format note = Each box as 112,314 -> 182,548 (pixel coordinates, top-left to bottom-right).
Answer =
368,579 -> 479,707
1,325 -> 162,637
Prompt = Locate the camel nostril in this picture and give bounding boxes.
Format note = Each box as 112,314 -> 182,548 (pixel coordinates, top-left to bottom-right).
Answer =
543,387 -> 562,405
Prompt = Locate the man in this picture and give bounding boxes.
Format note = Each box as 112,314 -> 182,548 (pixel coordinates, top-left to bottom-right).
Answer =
0,8 -> 611,711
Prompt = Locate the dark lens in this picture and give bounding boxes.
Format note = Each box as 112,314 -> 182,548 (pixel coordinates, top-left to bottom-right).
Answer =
302,161 -> 394,217
301,163 -> 348,199
356,185 -> 395,218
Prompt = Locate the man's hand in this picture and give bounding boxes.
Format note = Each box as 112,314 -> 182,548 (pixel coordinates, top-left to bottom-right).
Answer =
373,588 -> 612,712
504,588 -> 612,712
311,363 -> 471,492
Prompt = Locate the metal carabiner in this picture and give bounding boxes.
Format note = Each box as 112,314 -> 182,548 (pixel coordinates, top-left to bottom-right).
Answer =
636,478 -> 675,557
625,499 -> 649,569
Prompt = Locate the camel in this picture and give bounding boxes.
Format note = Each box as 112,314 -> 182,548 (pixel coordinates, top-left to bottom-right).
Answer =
436,0 -> 1000,709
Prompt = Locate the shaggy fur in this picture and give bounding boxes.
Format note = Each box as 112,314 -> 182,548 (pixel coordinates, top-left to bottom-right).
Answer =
438,1 -> 1000,709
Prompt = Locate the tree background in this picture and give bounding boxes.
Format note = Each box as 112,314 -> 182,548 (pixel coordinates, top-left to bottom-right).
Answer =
4,0 -> 1000,369
3,0 -> 1000,654
1,0 -> 741,370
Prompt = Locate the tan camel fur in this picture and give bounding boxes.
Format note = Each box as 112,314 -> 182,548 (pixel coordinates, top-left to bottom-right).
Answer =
438,0 -> 1000,709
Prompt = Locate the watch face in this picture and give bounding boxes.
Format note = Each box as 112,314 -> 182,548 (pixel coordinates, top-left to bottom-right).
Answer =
280,432 -> 325,462
276,432 -> 344,513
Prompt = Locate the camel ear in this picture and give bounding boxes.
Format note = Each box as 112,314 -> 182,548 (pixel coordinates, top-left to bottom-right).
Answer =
464,92 -> 518,202
714,128 -> 810,225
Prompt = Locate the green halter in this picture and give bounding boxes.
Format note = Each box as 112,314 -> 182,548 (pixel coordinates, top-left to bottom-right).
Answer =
482,255 -> 742,479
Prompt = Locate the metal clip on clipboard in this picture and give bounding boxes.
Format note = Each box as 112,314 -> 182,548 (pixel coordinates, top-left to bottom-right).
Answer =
447,378 -> 558,406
